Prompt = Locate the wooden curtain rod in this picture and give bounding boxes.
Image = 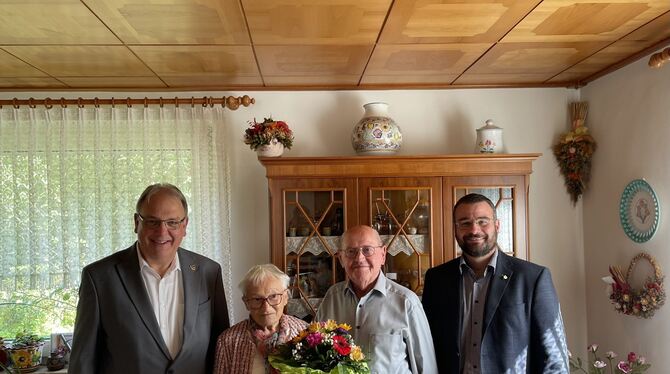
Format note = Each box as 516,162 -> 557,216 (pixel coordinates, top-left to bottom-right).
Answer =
0,95 -> 255,110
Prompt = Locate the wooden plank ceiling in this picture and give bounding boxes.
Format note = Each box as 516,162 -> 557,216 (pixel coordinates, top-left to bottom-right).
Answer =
0,0 -> 668,90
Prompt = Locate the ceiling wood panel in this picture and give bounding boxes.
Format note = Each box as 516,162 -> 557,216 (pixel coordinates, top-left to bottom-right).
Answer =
3,46 -> 154,76
0,0 -> 121,44
380,0 -> 542,44
82,0 -> 250,44
243,0 -> 391,45
503,0 -> 670,42
0,1 -> 668,90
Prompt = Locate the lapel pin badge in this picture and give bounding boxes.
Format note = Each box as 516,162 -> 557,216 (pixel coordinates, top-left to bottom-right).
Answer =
190,264 -> 197,271
502,274 -> 509,280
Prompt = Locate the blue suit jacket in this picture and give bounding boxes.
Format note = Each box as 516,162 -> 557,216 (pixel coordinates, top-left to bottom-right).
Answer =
422,251 -> 569,373
69,244 -> 229,374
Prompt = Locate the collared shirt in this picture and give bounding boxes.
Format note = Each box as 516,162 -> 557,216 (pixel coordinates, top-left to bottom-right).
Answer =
137,245 -> 184,359
459,249 -> 499,374
315,273 -> 438,374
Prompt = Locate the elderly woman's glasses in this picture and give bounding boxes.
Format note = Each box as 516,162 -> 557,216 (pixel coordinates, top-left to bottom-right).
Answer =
341,246 -> 381,258
136,213 -> 186,230
244,291 -> 286,309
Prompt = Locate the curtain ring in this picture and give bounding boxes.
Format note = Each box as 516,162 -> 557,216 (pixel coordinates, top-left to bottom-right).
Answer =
77,97 -> 84,108
28,98 -> 36,108
126,97 -> 132,108
44,97 -> 53,109
221,96 -> 226,107
143,97 -> 148,108
191,97 -> 195,107
201,96 -> 208,107
111,97 -> 115,108
159,97 -> 164,108
12,98 -> 19,109
174,96 -> 179,108
60,98 -> 67,108
94,97 -> 100,108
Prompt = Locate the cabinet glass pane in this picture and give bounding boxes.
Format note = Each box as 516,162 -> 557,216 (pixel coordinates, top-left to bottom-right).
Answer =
454,187 -> 514,255
370,188 -> 432,293
284,189 -> 345,320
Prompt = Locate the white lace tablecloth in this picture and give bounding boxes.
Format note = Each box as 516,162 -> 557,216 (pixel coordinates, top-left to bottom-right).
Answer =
285,234 -> 428,256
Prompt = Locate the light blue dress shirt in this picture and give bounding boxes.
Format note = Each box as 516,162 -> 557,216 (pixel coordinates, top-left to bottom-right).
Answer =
315,273 -> 438,374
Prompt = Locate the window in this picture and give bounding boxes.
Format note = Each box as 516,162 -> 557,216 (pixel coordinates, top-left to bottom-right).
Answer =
0,105 -> 232,337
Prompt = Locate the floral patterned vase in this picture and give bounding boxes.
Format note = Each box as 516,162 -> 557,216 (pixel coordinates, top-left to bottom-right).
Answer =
256,138 -> 284,157
351,102 -> 402,155
475,119 -> 504,153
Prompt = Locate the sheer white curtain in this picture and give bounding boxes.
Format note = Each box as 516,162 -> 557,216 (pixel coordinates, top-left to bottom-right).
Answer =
0,104 -> 233,322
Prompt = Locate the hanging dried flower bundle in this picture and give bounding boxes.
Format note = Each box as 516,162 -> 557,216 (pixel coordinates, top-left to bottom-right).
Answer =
553,102 -> 597,204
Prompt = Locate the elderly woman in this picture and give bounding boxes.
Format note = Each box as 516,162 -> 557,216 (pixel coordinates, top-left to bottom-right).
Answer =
213,264 -> 307,373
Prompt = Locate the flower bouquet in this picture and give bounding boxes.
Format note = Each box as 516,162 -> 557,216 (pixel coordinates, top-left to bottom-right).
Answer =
269,320 -> 370,374
243,117 -> 294,156
569,344 -> 650,373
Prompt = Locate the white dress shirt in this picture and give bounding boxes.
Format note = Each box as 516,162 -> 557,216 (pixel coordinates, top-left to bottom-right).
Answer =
137,246 -> 184,359
316,272 -> 438,374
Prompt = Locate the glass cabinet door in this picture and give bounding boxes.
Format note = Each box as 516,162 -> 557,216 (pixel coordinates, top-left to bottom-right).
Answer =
284,189 -> 347,319
360,178 -> 442,295
447,175 -> 528,260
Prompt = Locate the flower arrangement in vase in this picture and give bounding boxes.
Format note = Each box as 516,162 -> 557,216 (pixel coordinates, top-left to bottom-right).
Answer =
243,117 -> 294,157
5,332 -> 44,371
269,319 -> 369,373
569,344 -> 650,373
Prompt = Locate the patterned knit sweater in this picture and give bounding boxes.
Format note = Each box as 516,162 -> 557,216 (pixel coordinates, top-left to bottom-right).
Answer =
213,314 -> 308,374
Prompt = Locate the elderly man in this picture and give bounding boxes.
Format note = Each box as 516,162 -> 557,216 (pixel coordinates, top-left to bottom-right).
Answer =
316,225 -> 437,374
422,193 -> 569,373
69,183 -> 230,374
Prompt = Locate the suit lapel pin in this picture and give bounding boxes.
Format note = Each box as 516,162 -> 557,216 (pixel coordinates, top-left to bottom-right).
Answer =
190,264 -> 197,271
502,274 -> 509,280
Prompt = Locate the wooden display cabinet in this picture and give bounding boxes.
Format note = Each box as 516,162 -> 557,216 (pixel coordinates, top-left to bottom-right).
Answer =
260,154 -> 539,318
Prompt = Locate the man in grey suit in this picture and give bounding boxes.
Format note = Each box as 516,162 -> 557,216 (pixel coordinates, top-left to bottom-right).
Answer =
69,183 -> 229,374
422,193 -> 569,373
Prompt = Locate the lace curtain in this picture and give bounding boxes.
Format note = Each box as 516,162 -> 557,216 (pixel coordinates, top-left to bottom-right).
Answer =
0,105 -> 233,321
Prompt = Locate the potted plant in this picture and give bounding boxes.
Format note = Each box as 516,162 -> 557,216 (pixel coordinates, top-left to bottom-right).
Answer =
0,337 -> 11,372
6,332 -> 44,371
243,117 -> 293,157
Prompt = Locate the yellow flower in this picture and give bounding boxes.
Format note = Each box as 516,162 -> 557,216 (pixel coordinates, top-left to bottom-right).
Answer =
350,345 -> 365,361
292,330 -> 308,343
308,322 -> 320,332
338,323 -> 352,331
324,320 -> 338,330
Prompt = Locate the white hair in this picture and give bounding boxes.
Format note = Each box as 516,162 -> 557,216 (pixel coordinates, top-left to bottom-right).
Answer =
238,264 -> 290,295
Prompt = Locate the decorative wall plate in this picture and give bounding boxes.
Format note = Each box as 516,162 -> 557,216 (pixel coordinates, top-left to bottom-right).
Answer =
619,179 -> 660,243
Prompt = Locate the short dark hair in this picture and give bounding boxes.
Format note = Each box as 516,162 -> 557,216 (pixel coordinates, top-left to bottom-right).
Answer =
136,183 -> 188,216
453,193 -> 497,221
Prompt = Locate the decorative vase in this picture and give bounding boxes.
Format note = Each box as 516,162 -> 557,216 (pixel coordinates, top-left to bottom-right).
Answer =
7,343 -> 43,370
475,119 -> 504,153
351,102 -> 402,155
256,138 -> 284,157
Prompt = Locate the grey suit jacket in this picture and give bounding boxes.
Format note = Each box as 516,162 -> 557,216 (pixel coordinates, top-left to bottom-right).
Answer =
69,244 -> 229,374
422,251 -> 569,374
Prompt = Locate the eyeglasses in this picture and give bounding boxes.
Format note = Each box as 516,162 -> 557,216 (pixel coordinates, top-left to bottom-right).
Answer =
455,218 -> 493,230
243,291 -> 286,309
340,246 -> 382,258
136,213 -> 186,230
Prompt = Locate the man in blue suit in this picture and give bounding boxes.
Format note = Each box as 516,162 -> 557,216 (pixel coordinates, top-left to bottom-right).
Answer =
422,193 -> 569,373
69,183 -> 229,374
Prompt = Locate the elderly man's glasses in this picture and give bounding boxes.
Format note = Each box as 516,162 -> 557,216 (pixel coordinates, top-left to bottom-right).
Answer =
341,246 -> 382,258
455,218 -> 493,230
244,291 -> 286,309
136,213 -> 186,230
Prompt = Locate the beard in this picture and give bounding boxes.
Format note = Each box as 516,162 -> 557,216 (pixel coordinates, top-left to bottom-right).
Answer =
456,232 -> 498,258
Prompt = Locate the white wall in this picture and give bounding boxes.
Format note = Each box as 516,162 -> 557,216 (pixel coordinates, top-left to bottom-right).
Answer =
581,54 -> 670,367
1,86 -> 588,355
